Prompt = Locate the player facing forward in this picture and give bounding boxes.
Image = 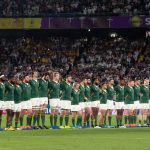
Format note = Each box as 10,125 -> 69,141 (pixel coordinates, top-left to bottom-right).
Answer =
29,71 -> 40,129
38,73 -> 49,129
124,78 -> 134,125
71,80 -> 82,128
115,79 -> 125,127
14,77 -> 22,129
84,78 -> 91,128
107,79 -> 116,126
139,78 -> 149,126
79,78 -> 86,127
99,80 -> 108,127
48,72 -> 60,129
20,74 -> 32,129
60,75 -> 73,128
0,75 -> 6,129
133,77 -> 141,124
4,74 -> 15,130
90,78 -> 100,128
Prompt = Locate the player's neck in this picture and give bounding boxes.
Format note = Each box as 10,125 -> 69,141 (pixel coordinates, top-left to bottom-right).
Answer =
53,80 -> 58,83
66,81 -> 70,85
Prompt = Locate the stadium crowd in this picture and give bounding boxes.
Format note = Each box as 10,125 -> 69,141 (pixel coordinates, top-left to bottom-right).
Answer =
0,36 -> 149,80
0,0 -> 149,16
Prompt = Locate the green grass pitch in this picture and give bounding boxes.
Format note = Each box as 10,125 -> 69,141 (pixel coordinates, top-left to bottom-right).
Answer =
0,115 -> 150,150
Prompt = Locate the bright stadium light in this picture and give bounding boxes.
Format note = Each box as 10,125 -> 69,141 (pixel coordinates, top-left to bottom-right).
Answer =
88,29 -> 91,32
110,32 -> 117,38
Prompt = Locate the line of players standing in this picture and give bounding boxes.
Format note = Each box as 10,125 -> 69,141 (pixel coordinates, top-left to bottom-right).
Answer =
0,71 -> 150,130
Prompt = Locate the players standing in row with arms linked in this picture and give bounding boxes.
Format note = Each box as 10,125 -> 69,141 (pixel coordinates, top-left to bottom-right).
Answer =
0,71 -> 150,130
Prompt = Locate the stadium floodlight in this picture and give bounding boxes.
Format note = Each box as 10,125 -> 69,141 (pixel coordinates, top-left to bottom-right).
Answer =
110,32 -> 117,38
88,29 -> 91,32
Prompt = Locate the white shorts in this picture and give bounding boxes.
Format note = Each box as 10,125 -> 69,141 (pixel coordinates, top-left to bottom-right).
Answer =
31,98 -> 41,108
115,102 -> 124,109
84,102 -> 91,108
124,104 -> 134,110
134,100 -> 140,109
0,100 -> 5,110
71,105 -> 81,112
107,100 -> 115,109
91,100 -> 100,108
79,102 -> 85,109
40,97 -> 48,105
14,103 -> 21,112
60,100 -> 71,110
21,100 -> 32,110
139,103 -> 149,109
49,98 -> 60,108
100,104 -> 107,110
5,101 -> 14,110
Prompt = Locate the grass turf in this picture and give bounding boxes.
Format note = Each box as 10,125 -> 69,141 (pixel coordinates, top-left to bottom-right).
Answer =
0,115 -> 150,150
0,128 -> 150,150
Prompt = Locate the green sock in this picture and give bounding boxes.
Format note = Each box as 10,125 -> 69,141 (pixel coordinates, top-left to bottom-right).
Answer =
119,119 -> 122,126
116,119 -> 119,126
60,116 -> 63,126
133,116 -> 136,124
37,114 -> 40,126
72,118 -> 75,127
20,117 -> 23,126
0,118 -> 2,128
26,117 -> 29,126
104,116 -> 106,125
147,116 -> 150,124
91,118 -> 94,127
108,116 -> 112,126
33,115 -> 37,126
128,116 -> 132,124
124,116 -> 128,124
54,115 -> 57,126
80,117 -> 82,126
29,116 -> 32,126
15,121 -> 18,128
41,114 -> 45,126
50,115 -> 53,126
65,116 -> 69,126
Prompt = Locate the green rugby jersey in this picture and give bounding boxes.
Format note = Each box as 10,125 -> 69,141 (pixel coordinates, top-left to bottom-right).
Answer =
115,85 -> 124,102
134,85 -> 140,101
124,86 -> 134,104
71,89 -> 79,105
91,85 -> 100,101
79,85 -> 85,102
85,85 -> 91,101
99,89 -> 107,104
4,82 -> 14,101
60,81 -> 72,100
39,79 -> 48,98
107,86 -> 116,100
0,83 -> 5,100
48,80 -> 60,99
20,83 -> 31,101
29,79 -> 39,98
14,85 -> 22,104
140,86 -> 149,103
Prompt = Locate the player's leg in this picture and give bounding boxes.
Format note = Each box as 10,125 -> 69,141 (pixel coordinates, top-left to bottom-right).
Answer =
60,109 -> 65,128
84,107 -> 91,128
77,110 -> 82,128
100,109 -> 107,127
64,109 -> 70,128
41,98 -> 48,129
72,112 -> 77,127
107,109 -> 113,126
14,104 -> 21,129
